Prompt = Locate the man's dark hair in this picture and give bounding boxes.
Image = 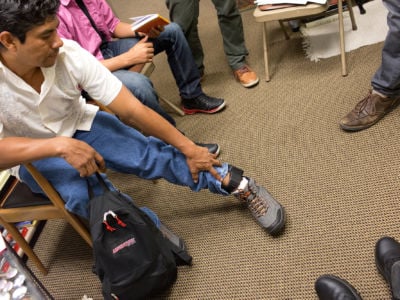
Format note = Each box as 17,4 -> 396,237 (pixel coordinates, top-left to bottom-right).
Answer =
0,0 -> 60,45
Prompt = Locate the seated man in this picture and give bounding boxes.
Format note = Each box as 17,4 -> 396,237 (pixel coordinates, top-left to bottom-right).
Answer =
57,0 -> 225,120
0,0 -> 286,236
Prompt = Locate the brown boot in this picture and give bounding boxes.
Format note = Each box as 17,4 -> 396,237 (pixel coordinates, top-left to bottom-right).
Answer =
340,91 -> 400,131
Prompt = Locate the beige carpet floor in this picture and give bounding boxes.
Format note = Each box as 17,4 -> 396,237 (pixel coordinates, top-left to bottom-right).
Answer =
28,1 -> 398,299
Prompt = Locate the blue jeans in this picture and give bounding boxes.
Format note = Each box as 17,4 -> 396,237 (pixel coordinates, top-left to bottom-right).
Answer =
19,112 -> 229,219
371,0 -> 400,97
102,42 -> 176,126
102,23 -> 203,103
140,207 -> 160,228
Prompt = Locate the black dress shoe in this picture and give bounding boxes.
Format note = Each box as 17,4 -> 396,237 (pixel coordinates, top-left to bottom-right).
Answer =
315,274 -> 362,300
375,236 -> 400,300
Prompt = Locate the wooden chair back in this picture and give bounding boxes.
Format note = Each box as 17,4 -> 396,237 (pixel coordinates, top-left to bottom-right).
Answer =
0,163 -> 92,275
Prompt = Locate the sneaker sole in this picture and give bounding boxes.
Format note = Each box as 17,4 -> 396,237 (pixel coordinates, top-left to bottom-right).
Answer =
316,275 -> 363,300
214,145 -> 221,157
339,114 -> 386,132
195,143 -> 221,157
182,103 -> 226,115
265,206 -> 286,236
241,78 -> 260,88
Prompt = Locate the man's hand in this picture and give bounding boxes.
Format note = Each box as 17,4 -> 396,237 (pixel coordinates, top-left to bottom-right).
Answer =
184,144 -> 222,183
147,25 -> 164,39
55,137 -> 105,177
124,35 -> 154,65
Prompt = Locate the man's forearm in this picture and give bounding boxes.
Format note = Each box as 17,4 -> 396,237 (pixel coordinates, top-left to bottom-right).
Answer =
100,55 -> 134,72
108,87 -> 196,155
113,22 -> 136,38
122,104 -> 195,153
0,137 -> 59,169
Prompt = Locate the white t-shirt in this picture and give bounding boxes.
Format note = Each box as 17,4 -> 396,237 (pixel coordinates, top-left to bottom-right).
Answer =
0,39 -> 122,175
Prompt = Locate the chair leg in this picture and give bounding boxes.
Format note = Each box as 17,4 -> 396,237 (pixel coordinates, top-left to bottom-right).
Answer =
0,221 -> 48,275
338,0 -> 348,77
64,214 -> 92,247
279,20 -> 290,40
24,163 -> 92,248
262,22 -> 271,82
346,0 -> 358,30
158,94 -> 185,116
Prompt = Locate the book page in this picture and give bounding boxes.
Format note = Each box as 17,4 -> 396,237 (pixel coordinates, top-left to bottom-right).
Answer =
130,14 -> 158,27
255,0 -> 326,4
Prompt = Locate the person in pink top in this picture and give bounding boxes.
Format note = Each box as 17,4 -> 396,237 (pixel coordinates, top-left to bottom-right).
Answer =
57,0 -> 226,123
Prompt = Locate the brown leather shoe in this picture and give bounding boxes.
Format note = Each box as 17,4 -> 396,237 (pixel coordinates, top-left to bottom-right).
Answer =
233,65 -> 259,88
340,91 -> 400,131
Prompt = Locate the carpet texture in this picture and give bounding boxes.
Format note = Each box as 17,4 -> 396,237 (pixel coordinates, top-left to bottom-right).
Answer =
301,0 -> 388,61
27,1 -> 395,299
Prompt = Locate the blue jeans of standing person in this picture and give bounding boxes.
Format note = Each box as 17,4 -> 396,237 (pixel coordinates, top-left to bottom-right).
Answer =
18,112 -> 229,219
371,0 -> 400,97
102,23 -> 203,118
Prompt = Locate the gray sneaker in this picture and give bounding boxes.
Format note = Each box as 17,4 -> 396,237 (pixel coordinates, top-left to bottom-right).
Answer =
233,178 -> 286,235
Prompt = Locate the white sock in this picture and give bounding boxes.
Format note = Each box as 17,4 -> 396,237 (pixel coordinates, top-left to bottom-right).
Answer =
233,177 -> 248,193
372,89 -> 388,98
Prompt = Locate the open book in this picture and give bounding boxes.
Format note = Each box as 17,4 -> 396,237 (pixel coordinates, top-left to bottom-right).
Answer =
130,14 -> 170,34
255,0 -> 327,4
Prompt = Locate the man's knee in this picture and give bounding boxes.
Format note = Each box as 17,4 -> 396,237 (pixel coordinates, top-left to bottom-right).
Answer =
163,22 -> 187,40
114,72 -> 159,106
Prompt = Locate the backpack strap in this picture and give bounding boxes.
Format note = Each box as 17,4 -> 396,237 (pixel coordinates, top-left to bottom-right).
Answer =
164,238 -> 193,266
87,172 -> 111,199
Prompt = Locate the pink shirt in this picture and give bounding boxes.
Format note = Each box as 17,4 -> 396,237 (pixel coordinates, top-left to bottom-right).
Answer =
57,0 -> 121,60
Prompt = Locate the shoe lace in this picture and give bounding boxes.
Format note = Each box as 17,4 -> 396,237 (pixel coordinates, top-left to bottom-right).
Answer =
236,189 -> 268,218
354,91 -> 374,115
235,65 -> 251,75
196,94 -> 209,101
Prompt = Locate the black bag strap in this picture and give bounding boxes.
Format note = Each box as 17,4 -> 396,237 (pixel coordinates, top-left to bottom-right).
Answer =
87,172 -> 110,199
164,238 -> 192,266
75,0 -> 108,45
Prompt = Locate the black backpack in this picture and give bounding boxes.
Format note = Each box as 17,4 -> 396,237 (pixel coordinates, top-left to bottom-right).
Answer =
88,173 -> 192,300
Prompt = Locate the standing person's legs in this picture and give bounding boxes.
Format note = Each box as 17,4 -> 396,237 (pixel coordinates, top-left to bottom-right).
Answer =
371,0 -> 400,96
211,0 -> 258,87
339,0 -> 400,132
166,0 -> 205,75
211,0 -> 248,70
